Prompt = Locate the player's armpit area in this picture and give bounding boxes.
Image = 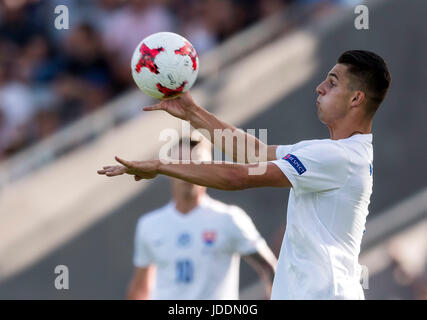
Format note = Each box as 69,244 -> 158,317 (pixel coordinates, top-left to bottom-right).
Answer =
244,162 -> 292,189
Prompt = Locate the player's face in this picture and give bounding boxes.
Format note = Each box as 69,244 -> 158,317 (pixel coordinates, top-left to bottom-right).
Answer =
315,64 -> 354,125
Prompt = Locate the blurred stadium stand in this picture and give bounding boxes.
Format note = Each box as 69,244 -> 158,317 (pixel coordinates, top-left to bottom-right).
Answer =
0,0 -> 426,299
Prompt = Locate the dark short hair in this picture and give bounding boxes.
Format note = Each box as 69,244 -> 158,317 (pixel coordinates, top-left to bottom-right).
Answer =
338,50 -> 391,116
169,136 -> 211,158
177,137 -> 203,149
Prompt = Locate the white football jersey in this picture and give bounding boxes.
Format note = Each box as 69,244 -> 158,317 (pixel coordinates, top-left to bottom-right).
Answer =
270,134 -> 373,299
133,194 -> 266,300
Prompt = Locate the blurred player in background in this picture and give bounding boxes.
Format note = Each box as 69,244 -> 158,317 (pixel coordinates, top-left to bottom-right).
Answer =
126,137 -> 277,300
99,50 -> 391,299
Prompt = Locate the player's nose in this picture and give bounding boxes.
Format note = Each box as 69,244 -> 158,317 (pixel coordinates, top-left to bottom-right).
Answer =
316,82 -> 325,96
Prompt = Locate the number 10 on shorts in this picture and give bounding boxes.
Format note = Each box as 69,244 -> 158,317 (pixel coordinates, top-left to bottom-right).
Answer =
176,259 -> 193,283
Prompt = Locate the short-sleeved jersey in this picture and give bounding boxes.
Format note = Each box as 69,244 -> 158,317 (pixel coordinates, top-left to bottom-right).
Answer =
270,134 -> 373,299
133,194 -> 266,300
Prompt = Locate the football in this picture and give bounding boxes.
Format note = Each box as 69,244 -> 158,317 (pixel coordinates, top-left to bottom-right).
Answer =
131,32 -> 199,100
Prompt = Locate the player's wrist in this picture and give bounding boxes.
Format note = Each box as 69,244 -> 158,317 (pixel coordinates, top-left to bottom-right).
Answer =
186,102 -> 201,120
188,103 -> 210,129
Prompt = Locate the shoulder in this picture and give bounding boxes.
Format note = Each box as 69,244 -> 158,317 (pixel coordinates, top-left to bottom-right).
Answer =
337,135 -> 373,163
289,138 -> 326,151
292,139 -> 350,163
277,138 -> 347,159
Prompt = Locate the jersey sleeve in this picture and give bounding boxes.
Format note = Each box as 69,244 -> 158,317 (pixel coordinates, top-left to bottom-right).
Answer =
275,145 -> 293,160
133,218 -> 155,267
271,141 -> 349,195
227,206 -> 266,255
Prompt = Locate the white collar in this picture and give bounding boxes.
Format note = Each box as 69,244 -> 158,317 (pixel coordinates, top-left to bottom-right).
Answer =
342,133 -> 372,143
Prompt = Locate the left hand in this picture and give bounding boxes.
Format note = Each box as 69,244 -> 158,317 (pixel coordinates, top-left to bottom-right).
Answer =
97,156 -> 159,181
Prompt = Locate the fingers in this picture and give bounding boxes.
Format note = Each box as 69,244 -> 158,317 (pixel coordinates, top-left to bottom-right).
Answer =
106,166 -> 127,176
98,165 -> 119,173
97,165 -> 126,176
142,103 -> 163,112
99,157 -> 146,180
97,165 -> 116,174
181,91 -> 192,99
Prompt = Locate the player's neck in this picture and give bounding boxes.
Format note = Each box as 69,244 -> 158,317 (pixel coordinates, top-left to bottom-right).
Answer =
327,117 -> 372,140
173,193 -> 205,214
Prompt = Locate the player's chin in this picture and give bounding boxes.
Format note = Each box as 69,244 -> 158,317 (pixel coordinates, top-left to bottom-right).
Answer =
316,109 -> 325,123
316,106 -> 329,124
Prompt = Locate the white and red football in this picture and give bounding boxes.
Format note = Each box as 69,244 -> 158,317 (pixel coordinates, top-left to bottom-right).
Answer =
131,32 -> 199,100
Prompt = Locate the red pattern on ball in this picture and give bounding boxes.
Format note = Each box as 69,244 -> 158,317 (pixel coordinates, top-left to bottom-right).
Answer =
156,81 -> 188,98
174,41 -> 198,70
135,43 -> 164,74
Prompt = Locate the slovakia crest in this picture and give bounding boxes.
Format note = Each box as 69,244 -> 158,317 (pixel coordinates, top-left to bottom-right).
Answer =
202,231 -> 216,246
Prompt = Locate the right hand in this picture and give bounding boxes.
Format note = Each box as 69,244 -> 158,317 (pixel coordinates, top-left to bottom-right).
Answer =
142,91 -> 198,121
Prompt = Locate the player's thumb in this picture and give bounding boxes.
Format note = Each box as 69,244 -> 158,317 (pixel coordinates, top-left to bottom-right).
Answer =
115,156 -> 131,167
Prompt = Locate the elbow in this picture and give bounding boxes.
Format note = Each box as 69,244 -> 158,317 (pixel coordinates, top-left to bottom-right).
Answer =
259,263 -> 276,289
265,265 -> 276,283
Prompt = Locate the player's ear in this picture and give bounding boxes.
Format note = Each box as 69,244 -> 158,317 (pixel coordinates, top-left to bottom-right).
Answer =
351,90 -> 365,108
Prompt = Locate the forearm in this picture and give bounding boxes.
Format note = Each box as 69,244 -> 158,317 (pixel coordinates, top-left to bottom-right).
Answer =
126,266 -> 155,300
158,161 -> 249,190
127,287 -> 150,300
156,160 -> 290,190
126,280 -> 150,300
188,106 -> 269,163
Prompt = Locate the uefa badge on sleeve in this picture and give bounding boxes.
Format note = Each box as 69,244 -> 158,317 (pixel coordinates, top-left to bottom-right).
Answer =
283,154 -> 307,175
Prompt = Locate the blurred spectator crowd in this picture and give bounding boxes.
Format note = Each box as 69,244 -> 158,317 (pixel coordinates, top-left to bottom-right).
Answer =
0,0 -> 303,161
0,0 -> 358,161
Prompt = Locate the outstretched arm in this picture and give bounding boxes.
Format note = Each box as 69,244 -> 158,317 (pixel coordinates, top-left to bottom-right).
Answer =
143,92 -> 278,163
97,157 -> 291,190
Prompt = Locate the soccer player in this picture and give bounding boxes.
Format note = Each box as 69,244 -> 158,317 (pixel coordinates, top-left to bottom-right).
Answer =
126,137 -> 277,300
98,50 -> 391,299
